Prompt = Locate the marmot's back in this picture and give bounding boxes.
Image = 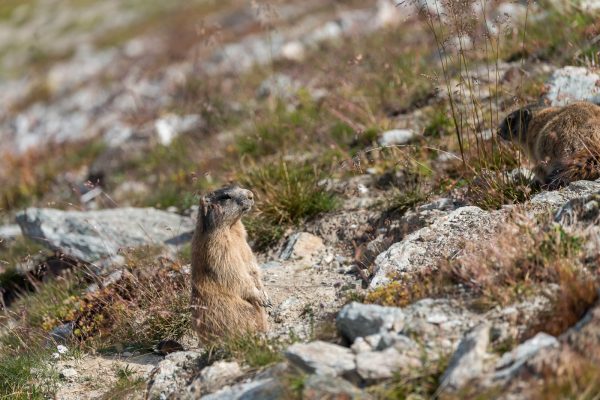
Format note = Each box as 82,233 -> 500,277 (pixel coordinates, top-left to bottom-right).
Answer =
498,101 -> 600,188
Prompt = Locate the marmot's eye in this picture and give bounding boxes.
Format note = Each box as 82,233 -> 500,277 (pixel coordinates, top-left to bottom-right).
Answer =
219,194 -> 232,201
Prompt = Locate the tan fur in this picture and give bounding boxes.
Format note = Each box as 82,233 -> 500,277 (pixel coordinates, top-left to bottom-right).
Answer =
498,101 -> 600,188
190,187 -> 269,343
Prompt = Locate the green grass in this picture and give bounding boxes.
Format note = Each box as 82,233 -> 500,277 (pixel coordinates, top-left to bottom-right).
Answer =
205,334 -> 283,369
0,349 -> 58,399
240,160 -> 339,250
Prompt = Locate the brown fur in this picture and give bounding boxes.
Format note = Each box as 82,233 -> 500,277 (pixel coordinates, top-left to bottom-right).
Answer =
190,186 -> 269,343
498,101 -> 600,188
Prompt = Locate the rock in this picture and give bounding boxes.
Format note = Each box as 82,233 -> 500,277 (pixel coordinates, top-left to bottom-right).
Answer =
279,232 -> 325,261
356,347 -> 421,381
371,206 -> 496,288
531,179 -> 600,208
438,323 -> 491,392
508,167 -> 535,185
256,74 -> 301,100
198,361 -> 243,394
48,322 -> 74,345
563,302 -> 600,363
285,341 -> 356,378
59,367 -> 78,381
493,333 -> 559,382
202,378 -> 282,400
336,302 -> 404,342
302,374 -> 367,400
281,41 -> 306,62
146,351 -> 204,400
154,114 -> 203,146
16,207 -> 194,264
0,224 -> 22,244
544,66 -> 600,107
554,192 -> 600,226
375,0 -> 403,28
378,129 -> 417,146
581,0 -> 600,12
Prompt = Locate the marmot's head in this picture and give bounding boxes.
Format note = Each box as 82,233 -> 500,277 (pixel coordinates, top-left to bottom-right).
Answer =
199,186 -> 254,232
498,106 -> 533,145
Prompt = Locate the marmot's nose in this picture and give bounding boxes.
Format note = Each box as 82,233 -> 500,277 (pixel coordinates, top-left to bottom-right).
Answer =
245,190 -> 254,201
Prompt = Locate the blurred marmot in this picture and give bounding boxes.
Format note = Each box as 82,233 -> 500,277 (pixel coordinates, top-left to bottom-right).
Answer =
498,101 -> 600,188
191,186 -> 270,343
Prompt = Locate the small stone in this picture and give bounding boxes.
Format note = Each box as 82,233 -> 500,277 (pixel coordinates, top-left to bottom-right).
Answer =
378,129 -> 417,146
281,41 -> 305,62
285,341 -> 356,378
279,232 -> 325,261
60,367 -> 78,381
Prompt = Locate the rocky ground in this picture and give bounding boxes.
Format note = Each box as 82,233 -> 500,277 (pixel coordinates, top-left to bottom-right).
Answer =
1,0 -> 600,399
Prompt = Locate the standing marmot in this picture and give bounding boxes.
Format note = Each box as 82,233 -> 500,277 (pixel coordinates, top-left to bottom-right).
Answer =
190,186 -> 270,343
498,101 -> 600,188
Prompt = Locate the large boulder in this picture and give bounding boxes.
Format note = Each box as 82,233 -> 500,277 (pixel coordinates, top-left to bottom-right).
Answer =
16,207 -> 194,264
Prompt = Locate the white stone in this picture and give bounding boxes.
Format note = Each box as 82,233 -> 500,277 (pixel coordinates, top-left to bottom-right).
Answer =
544,66 -> 600,107
378,129 -> 417,147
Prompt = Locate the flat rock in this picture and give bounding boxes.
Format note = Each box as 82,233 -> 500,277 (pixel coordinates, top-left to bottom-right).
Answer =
356,347 -> 421,381
336,302 -> 405,342
370,206 -> 499,288
285,341 -> 356,377
16,207 -> 194,264
544,66 -> 600,107
303,374 -> 368,399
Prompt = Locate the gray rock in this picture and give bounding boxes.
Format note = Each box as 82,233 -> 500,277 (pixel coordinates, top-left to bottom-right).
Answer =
356,347 -> 421,381
154,114 -> 203,146
378,129 -> 417,146
544,66 -> 600,107
336,302 -> 405,342
48,322 -> 74,345
508,167 -> 535,185
256,74 -> 301,100
371,206 -> 495,288
59,367 -> 78,381
302,374 -> 366,399
0,224 -> 22,244
202,378 -> 282,400
555,192 -> 600,226
285,341 -> 356,377
197,361 -> 243,394
146,351 -> 204,400
279,232 -> 325,261
438,323 -> 491,392
16,207 -> 194,264
493,333 -> 559,381
531,179 -> 600,207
